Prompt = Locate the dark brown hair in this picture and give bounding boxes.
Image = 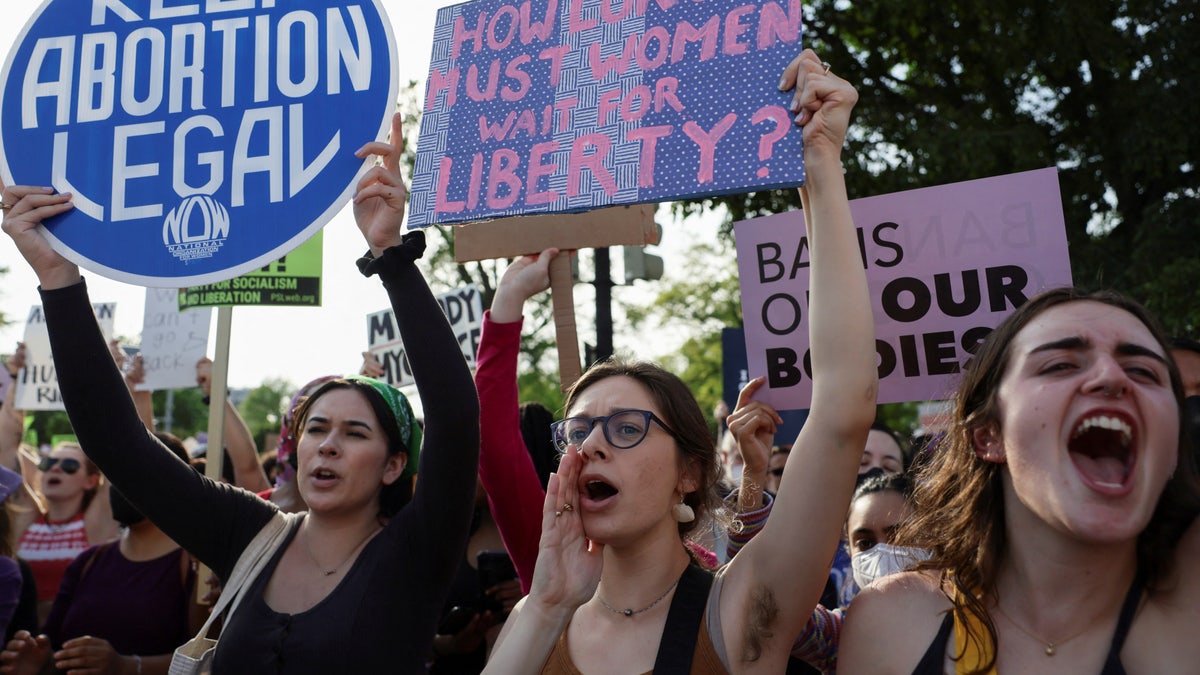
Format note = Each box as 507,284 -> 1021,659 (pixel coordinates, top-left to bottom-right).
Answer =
289,379 -> 413,519
896,287 -> 1200,672
563,359 -> 722,539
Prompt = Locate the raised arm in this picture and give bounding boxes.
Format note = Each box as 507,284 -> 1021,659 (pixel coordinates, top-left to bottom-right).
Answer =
719,49 -> 876,669
353,114 -> 480,572
477,248 -> 559,593
117,345 -> 156,431
196,357 -> 270,493
485,446 -> 602,674
0,345 -> 27,471
1,188 -> 275,580
727,377 -> 781,514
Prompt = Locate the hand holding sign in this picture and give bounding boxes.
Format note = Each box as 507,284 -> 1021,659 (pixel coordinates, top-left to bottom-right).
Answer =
781,50 -> 858,167
0,184 -> 78,290
490,248 -> 560,324
354,113 -> 409,257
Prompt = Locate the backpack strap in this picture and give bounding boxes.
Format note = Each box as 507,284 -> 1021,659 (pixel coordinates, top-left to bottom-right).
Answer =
652,563 -> 714,674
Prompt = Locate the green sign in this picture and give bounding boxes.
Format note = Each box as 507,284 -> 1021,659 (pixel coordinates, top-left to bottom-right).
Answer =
179,233 -> 323,309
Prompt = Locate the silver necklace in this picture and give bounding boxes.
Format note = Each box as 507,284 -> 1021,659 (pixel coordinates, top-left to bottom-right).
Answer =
303,525 -> 378,577
597,577 -> 680,618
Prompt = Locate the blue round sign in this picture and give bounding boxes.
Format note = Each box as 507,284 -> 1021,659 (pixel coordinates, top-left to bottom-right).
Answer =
1,0 -> 397,286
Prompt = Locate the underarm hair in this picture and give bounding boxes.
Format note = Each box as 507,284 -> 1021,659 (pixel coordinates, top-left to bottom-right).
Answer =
741,583 -> 778,663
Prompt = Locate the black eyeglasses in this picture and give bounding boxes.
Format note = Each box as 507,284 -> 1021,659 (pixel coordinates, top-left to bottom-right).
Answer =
550,410 -> 679,453
38,457 -> 82,474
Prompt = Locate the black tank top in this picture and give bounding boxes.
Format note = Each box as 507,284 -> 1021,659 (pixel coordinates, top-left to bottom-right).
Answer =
911,572 -> 1144,675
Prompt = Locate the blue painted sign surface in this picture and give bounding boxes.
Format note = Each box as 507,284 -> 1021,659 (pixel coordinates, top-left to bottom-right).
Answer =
409,0 -> 805,227
0,0 -> 397,286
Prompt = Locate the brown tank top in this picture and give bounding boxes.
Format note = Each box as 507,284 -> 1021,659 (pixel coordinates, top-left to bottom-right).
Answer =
540,610 -> 728,675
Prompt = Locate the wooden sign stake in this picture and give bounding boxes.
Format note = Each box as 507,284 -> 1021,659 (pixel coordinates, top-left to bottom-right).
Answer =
453,205 -> 658,390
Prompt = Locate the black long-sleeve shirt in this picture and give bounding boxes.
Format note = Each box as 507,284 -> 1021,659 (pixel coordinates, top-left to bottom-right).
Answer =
43,238 -> 480,673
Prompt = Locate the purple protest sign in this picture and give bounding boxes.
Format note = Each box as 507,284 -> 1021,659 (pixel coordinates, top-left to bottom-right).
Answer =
409,0 -> 804,226
735,168 -> 1073,410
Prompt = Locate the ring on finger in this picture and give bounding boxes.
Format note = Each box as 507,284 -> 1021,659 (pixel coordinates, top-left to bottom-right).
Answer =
821,61 -> 832,75
561,503 -> 574,512
0,202 -> 13,211
555,510 -> 563,517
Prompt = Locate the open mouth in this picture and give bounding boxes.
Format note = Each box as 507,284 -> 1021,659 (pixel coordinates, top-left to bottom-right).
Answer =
583,479 -> 619,503
312,468 -> 339,481
1068,414 -> 1134,490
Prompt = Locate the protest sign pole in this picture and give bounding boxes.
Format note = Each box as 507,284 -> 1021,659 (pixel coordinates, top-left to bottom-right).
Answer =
454,205 -> 658,390
197,305 -> 231,603
548,253 -> 581,388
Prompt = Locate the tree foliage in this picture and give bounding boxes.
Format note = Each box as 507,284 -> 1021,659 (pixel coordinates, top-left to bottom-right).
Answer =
623,238 -> 743,432
152,387 -> 208,439
238,378 -> 294,450
679,0 -> 1199,335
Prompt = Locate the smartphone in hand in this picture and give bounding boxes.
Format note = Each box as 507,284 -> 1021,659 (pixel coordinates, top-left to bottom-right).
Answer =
476,550 -> 517,615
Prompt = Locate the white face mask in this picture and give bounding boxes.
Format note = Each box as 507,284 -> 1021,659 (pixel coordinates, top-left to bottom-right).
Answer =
850,543 -> 930,590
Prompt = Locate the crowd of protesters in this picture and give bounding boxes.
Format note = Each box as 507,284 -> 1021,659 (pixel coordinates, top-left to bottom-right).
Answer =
1,44 -> 1199,675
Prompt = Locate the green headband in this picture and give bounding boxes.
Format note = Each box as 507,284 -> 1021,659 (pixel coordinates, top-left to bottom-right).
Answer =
345,376 -> 422,481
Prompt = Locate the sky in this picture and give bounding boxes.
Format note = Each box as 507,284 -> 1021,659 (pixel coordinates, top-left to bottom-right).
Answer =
0,0 -> 720,391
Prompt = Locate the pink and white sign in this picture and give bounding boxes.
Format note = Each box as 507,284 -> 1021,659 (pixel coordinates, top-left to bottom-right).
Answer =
735,167 -> 1073,410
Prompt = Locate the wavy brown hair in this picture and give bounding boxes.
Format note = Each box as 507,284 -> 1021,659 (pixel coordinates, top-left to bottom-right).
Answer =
563,359 -> 722,539
895,287 -> 1200,673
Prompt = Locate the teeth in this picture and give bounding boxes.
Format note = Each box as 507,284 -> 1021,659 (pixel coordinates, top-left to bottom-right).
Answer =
1072,415 -> 1133,444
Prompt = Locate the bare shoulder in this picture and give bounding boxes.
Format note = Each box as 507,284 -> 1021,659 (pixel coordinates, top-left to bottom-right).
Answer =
838,571 -> 951,675
1126,514 -> 1200,669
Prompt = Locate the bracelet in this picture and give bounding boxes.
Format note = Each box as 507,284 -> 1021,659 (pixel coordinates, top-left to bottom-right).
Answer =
133,654 -> 142,675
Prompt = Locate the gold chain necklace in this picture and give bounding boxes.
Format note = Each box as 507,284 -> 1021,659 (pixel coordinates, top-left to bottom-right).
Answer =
993,602 -> 1099,657
597,577 -> 680,618
303,525 -> 379,577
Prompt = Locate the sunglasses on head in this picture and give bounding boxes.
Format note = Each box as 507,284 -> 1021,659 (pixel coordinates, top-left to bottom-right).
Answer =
38,457 -> 82,474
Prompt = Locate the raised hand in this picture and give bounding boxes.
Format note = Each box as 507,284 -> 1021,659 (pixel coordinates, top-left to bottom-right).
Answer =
5,343 -> 26,377
489,248 -> 559,323
1,184 -> 79,290
124,353 -> 146,386
196,357 -> 214,396
359,351 -> 385,378
779,48 -> 859,163
727,377 -> 784,511
353,112 -> 408,256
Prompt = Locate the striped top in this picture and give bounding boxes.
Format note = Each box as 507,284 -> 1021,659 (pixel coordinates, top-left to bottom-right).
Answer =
17,512 -> 90,602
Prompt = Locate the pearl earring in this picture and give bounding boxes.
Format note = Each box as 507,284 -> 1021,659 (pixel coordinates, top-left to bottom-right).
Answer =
672,497 -> 695,523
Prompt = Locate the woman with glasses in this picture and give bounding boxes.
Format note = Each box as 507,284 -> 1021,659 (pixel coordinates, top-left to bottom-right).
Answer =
0,114 -> 481,673
485,49 -> 878,674
15,442 -> 117,625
